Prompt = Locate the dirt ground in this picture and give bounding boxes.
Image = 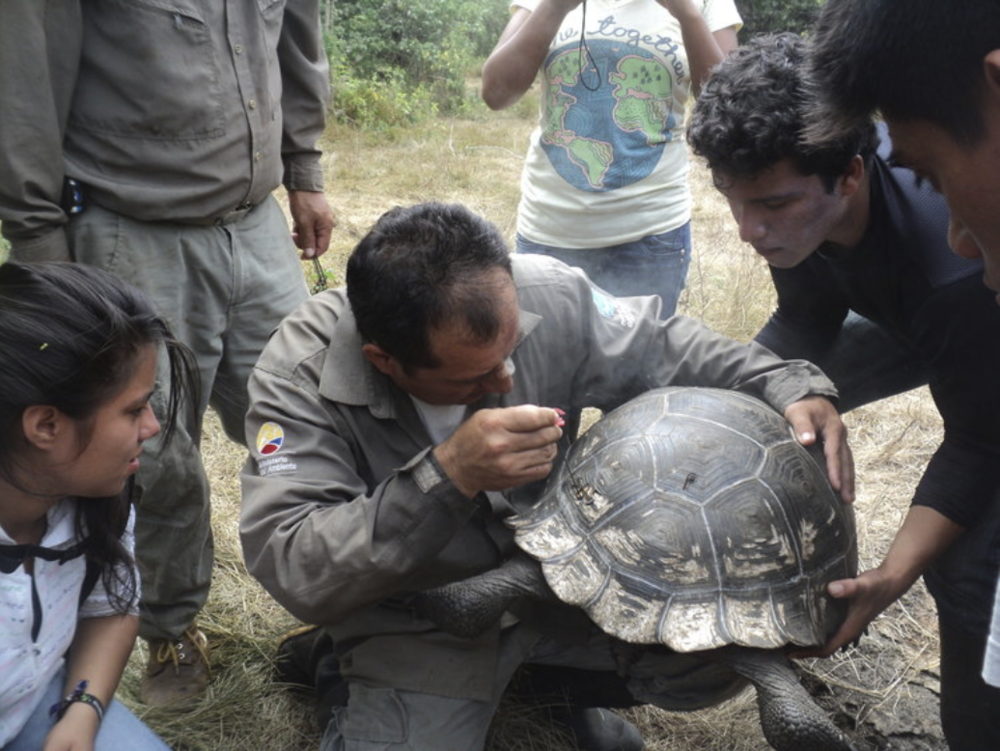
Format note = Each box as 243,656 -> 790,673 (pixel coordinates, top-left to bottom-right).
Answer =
805,587 -> 946,750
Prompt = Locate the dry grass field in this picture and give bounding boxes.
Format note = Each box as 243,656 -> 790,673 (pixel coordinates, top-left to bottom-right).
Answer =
115,98 -> 948,750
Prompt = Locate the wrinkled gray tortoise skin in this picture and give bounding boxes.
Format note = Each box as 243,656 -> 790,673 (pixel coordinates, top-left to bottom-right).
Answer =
418,387 -> 860,750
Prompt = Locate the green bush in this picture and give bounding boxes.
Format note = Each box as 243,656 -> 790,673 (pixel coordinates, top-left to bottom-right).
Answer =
323,0 -> 830,128
326,0 -> 510,129
734,0 -> 823,40
331,63 -> 439,128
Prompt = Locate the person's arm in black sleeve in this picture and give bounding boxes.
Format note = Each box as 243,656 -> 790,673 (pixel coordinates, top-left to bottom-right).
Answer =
910,275 -> 1000,526
798,274 -> 1000,658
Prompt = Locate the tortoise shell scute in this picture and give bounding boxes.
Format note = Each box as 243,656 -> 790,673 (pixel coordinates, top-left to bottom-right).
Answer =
511,387 -> 857,651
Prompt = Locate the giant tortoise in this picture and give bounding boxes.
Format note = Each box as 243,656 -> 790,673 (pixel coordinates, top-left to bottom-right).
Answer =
418,387 -> 859,750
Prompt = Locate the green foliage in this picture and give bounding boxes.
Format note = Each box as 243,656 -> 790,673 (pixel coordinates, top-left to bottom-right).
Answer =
326,0 -> 510,129
332,62 -> 440,128
733,0 -> 824,40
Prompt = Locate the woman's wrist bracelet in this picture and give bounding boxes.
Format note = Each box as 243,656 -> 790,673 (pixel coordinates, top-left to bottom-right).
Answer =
49,679 -> 105,723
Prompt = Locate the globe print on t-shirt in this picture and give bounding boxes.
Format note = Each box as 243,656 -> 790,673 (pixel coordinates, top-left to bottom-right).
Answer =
541,39 -> 676,193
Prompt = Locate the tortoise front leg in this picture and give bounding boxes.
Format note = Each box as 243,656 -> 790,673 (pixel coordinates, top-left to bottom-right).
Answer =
415,554 -> 551,638
709,646 -> 858,751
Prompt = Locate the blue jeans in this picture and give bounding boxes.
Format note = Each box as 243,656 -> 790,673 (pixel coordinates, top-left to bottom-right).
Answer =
6,666 -> 170,750
516,223 -> 692,320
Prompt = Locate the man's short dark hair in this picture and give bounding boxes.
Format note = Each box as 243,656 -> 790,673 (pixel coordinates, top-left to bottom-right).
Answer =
346,202 -> 513,372
808,0 -> 1000,147
688,32 -> 877,191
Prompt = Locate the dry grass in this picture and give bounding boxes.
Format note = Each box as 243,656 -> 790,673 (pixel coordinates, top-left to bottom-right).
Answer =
117,89 -> 946,750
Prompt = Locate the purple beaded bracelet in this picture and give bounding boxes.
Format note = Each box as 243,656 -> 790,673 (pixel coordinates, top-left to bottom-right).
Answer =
49,679 -> 105,723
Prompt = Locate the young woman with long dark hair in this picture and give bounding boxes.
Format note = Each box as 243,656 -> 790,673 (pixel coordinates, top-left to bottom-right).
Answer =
0,261 -> 197,750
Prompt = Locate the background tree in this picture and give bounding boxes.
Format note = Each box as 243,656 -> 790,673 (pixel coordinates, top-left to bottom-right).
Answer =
733,0 -> 823,40
323,0 -> 510,128
319,0 -> 829,128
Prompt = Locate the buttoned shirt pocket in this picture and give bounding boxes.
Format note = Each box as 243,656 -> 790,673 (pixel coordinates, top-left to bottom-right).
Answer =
255,0 -> 285,45
256,0 -> 285,14
254,0 -> 286,113
70,0 -> 226,141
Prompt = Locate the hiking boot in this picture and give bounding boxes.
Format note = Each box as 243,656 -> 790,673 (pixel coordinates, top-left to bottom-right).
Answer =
141,625 -> 211,707
275,624 -> 324,688
556,707 -> 644,751
274,624 -> 348,730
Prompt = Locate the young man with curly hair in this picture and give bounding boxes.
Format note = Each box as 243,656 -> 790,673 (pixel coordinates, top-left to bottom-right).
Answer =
688,31 -> 1000,748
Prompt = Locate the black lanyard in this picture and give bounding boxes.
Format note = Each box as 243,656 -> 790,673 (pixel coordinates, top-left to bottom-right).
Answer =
0,540 -> 88,641
0,539 -> 87,573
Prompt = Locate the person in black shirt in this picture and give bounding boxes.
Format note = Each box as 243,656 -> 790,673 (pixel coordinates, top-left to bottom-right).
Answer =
688,32 -> 1000,747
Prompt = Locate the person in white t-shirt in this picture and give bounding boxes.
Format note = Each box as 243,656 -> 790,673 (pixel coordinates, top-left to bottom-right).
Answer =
0,262 -> 195,750
482,0 -> 741,317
